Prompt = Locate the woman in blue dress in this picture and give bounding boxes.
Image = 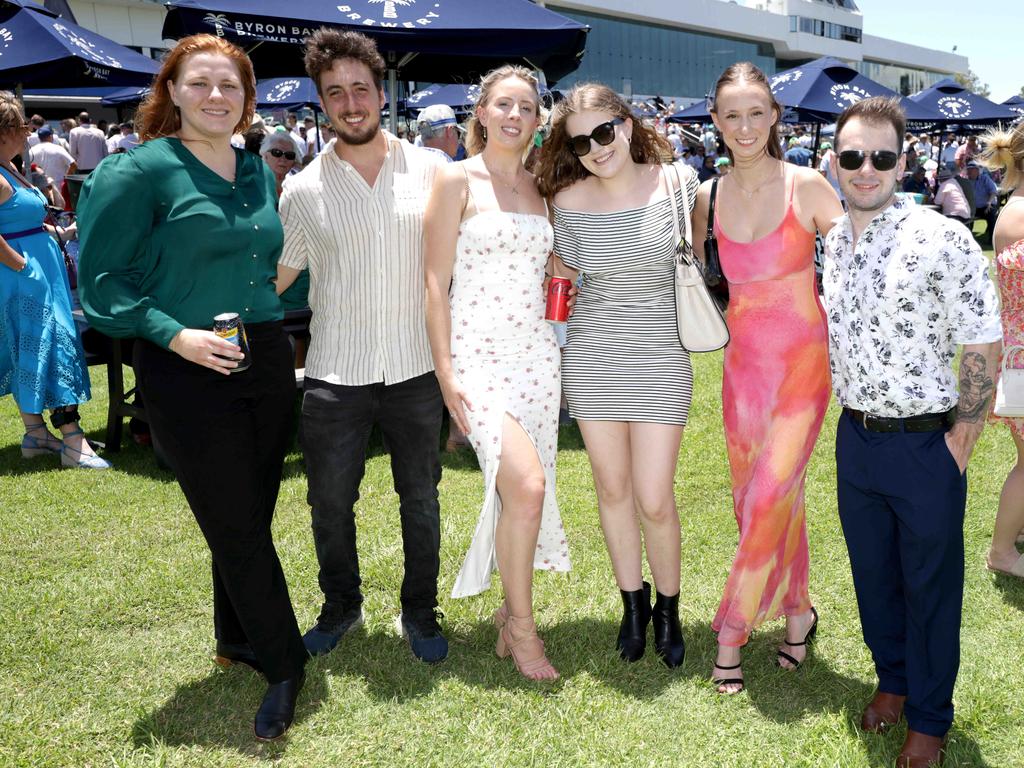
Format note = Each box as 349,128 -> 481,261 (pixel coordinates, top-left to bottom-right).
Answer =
0,92 -> 107,469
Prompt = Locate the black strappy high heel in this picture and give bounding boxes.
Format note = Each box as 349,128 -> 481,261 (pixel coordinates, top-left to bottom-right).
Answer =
777,606 -> 818,670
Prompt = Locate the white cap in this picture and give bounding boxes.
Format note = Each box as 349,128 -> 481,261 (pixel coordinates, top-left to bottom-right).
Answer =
417,104 -> 464,132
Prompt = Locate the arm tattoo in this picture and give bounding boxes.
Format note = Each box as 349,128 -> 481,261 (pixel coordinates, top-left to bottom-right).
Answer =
957,351 -> 995,424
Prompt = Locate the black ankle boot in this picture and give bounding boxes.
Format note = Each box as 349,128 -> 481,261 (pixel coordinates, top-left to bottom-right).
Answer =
254,671 -> 305,741
616,581 -> 652,662
652,590 -> 685,668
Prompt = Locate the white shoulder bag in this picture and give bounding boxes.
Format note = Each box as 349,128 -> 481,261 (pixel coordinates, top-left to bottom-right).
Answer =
993,345 -> 1024,417
665,164 -> 729,353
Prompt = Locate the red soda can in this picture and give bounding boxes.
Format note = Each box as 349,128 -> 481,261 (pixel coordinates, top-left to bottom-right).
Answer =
545,277 -> 571,324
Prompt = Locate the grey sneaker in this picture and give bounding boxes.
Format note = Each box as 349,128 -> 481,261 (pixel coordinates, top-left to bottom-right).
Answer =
302,604 -> 364,657
395,608 -> 448,663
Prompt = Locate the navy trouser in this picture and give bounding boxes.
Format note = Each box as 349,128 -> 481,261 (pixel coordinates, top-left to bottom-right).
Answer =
835,410 -> 967,737
302,372 -> 443,614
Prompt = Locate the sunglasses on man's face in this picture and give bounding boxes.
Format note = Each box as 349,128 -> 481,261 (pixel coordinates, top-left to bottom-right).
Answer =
569,117 -> 625,157
837,149 -> 899,172
269,148 -> 296,160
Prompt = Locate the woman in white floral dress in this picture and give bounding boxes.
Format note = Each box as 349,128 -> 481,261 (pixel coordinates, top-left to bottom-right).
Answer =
424,66 -> 570,681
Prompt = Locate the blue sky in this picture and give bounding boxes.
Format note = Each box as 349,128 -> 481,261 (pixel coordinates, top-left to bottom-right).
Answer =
853,0 -> 1021,102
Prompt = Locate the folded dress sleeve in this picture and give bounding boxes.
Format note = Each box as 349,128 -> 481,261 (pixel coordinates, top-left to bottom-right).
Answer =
76,152 -> 186,349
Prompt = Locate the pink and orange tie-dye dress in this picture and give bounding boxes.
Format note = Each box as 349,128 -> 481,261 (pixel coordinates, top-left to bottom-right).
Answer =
710,177 -> 831,647
989,236 -> 1024,438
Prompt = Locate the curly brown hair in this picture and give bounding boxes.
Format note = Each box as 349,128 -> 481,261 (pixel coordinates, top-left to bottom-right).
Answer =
709,62 -> 784,163
304,28 -> 386,97
535,83 -> 672,198
136,35 -> 256,142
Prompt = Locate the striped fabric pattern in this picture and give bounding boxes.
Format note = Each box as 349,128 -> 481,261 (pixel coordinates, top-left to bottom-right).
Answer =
553,162 -> 699,424
278,135 -> 446,386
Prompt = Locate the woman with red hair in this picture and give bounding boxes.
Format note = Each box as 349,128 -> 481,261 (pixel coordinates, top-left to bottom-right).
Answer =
76,34 -> 306,740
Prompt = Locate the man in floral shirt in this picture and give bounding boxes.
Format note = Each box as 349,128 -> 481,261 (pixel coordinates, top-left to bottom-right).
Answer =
822,97 -> 1002,768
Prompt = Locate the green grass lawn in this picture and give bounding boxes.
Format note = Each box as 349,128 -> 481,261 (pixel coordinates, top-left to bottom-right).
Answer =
1,344 -> 1021,768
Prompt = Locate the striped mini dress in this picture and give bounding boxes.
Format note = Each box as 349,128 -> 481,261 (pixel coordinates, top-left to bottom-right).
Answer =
552,162 -> 699,425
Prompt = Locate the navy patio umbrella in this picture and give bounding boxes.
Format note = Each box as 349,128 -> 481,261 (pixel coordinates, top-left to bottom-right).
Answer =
668,57 -> 942,126
0,1 -> 159,88
100,85 -> 151,106
161,0 -> 588,84
406,81 -> 550,113
908,78 -> 1017,124
256,77 -> 320,111
1002,94 -> 1024,119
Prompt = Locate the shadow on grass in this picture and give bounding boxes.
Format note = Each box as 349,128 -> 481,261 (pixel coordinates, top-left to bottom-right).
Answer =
131,664 -> 327,758
990,570 -> 1024,611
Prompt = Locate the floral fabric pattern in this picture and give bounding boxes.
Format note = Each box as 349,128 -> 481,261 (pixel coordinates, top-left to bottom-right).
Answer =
990,237 -> 1024,437
822,197 -> 1002,417
448,211 -> 570,598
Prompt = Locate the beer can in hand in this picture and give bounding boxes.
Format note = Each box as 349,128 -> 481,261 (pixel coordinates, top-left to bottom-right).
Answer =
213,312 -> 251,373
545,277 -> 572,324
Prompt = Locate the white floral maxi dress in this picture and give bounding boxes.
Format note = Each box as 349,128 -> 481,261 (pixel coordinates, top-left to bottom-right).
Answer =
449,211 -> 571,598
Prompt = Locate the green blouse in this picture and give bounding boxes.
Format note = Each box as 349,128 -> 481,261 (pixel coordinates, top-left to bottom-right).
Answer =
77,137 -> 285,349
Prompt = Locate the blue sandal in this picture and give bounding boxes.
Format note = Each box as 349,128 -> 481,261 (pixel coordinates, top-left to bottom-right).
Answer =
21,422 -> 62,459
60,428 -> 111,470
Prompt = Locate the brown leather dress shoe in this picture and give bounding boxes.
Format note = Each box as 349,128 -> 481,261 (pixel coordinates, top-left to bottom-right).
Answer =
861,691 -> 906,732
896,729 -> 946,767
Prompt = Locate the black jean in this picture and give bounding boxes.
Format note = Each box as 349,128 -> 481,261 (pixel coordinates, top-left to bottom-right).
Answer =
302,372 -> 442,614
135,321 -> 307,683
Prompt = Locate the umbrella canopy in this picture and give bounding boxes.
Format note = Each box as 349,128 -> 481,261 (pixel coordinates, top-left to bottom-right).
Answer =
256,77 -> 320,111
667,58 -> 941,124
0,2 -> 159,88
1003,94 -> 1024,118
768,57 -> 942,122
406,81 -> 550,113
908,78 -> 1017,124
101,85 -> 151,106
162,0 -> 588,83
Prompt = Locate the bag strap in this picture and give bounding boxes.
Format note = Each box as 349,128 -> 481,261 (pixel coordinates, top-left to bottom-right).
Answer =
706,176 -> 719,241
664,163 -> 692,259
1003,344 -> 1024,374
663,163 -> 681,247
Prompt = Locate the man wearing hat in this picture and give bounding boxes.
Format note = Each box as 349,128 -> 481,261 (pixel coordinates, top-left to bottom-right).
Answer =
28,124 -> 76,188
901,165 -> 933,203
416,104 -> 464,162
785,136 -> 814,167
934,166 -> 972,223
964,161 -> 999,245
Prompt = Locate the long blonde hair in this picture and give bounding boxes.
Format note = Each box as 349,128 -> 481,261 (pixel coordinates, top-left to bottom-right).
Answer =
979,122 -> 1024,192
465,64 -> 546,157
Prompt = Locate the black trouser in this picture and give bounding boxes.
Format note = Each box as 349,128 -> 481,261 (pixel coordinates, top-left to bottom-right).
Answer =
135,321 -> 306,683
977,204 -> 998,238
302,372 -> 442,614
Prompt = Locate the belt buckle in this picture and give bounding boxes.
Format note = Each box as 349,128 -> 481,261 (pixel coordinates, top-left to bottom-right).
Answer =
861,411 -> 870,430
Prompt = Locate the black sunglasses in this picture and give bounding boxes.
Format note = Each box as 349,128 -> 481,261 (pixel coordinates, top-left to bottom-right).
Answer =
569,117 -> 625,157
269,148 -> 296,160
837,150 -> 899,172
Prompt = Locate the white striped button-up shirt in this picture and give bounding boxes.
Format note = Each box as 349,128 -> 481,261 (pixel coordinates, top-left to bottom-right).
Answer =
279,133 -> 445,386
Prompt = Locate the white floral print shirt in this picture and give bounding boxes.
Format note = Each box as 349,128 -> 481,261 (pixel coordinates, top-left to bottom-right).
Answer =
822,196 -> 1002,417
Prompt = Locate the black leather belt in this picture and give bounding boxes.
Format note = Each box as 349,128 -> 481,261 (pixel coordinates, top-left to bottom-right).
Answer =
844,407 -> 957,433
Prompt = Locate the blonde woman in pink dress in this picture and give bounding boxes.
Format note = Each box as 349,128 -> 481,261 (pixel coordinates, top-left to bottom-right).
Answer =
692,63 -> 843,694
425,66 -> 569,681
980,124 -> 1024,579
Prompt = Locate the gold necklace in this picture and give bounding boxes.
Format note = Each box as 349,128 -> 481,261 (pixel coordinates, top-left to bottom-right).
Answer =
482,158 -> 523,196
731,166 -> 780,199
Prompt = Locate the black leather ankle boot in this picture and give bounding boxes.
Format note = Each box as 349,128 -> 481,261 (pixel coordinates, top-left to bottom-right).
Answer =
652,590 -> 685,668
616,581 -> 652,662
254,671 -> 305,741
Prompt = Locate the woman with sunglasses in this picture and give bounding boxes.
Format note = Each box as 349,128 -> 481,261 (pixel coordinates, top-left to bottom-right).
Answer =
536,84 -> 698,669
77,34 -> 307,740
261,130 -> 301,197
692,62 -> 842,694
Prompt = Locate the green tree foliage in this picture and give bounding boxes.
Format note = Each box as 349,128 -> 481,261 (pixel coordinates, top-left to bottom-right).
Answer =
954,69 -> 991,98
